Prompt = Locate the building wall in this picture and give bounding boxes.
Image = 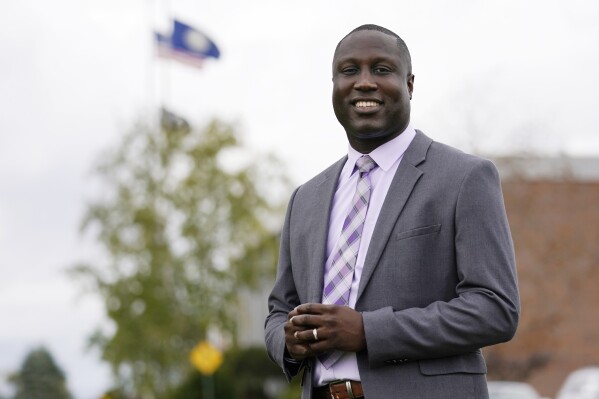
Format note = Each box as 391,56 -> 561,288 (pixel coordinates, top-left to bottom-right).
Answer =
486,179 -> 599,397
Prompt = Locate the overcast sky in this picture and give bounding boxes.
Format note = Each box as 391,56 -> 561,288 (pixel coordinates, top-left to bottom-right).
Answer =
1,1 -> 598,398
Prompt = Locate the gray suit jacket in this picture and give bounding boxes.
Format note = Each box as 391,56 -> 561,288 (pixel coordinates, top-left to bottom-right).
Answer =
265,131 -> 520,398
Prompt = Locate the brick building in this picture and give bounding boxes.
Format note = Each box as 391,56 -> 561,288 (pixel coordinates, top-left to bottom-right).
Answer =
486,157 -> 599,397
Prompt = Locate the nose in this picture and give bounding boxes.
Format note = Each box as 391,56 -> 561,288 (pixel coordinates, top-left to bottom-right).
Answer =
354,70 -> 377,91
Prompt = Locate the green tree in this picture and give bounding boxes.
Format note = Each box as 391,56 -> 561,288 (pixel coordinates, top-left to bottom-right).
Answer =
71,117 -> 290,398
9,347 -> 72,399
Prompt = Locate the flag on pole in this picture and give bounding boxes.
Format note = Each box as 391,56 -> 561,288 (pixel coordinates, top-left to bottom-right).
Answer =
160,107 -> 190,132
155,20 -> 220,69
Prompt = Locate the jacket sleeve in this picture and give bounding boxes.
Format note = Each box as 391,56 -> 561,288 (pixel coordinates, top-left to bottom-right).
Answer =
264,187 -> 304,381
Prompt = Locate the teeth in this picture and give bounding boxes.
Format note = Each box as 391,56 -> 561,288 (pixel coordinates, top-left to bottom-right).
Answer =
356,101 -> 379,108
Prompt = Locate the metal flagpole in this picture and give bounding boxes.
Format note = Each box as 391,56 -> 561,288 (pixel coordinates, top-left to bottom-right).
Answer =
150,0 -> 172,127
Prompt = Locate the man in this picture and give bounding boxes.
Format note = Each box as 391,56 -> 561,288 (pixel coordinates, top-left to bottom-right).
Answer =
265,24 -> 519,399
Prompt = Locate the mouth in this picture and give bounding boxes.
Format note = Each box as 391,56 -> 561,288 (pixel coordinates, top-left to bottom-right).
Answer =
352,99 -> 382,113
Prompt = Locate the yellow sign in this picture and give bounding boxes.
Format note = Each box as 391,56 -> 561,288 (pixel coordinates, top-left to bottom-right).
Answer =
190,340 -> 223,375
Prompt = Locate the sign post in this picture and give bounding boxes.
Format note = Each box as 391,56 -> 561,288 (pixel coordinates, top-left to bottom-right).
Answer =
190,340 -> 223,399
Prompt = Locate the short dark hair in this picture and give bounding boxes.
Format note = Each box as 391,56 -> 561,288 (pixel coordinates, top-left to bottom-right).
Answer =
335,24 -> 412,74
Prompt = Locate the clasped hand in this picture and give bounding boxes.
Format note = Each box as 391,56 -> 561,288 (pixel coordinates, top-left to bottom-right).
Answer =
284,303 -> 366,361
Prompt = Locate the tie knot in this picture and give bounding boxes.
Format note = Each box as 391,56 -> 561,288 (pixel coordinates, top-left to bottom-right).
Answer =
356,155 -> 377,175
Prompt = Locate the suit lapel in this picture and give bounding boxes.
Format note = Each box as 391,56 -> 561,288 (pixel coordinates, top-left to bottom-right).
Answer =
306,157 -> 346,303
357,131 -> 432,301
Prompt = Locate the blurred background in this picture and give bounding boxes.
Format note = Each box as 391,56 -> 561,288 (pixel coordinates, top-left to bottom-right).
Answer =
1,1 -> 598,398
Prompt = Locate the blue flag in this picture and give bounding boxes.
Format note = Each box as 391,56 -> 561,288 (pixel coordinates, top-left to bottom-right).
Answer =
155,20 -> 220,69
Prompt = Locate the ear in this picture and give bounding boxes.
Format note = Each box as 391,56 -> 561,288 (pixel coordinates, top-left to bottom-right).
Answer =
408,74 -> 415,99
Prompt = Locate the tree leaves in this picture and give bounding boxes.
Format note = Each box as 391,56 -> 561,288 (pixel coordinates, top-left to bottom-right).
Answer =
71,118 -> 290,398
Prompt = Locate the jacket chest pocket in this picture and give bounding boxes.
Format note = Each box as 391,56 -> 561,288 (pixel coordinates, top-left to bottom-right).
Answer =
395,224 -> 441,241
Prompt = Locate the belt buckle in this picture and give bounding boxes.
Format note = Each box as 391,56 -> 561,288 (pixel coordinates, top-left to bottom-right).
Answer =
327,379 -> 355,399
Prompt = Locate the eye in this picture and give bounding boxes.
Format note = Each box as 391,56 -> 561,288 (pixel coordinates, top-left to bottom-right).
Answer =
373,66 -> 392,74
341,66 -> 359,75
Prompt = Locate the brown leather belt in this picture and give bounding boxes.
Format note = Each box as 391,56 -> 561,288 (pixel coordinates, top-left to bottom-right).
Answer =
313,380 -> 364,399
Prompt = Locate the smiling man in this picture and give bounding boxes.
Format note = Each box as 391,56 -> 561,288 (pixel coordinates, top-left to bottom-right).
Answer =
265,24 -> 520,399
332,26 -> 413,153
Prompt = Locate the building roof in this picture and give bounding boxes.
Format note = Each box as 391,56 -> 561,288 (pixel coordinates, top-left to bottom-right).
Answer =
492,156 -> 599,181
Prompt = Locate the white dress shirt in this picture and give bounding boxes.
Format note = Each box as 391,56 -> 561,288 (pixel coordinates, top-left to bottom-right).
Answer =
313,124 -> 417,386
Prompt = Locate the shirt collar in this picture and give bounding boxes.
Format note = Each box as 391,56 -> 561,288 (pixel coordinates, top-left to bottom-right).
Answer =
346,123 -> 417,175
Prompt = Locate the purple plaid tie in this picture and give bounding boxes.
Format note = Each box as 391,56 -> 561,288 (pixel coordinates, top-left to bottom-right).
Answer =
320,155 -> 377,368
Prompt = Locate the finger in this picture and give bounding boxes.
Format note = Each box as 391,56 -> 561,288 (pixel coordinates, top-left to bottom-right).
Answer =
287,307 -> 300,320
297,303 -> 340,316
288,313 -> 304,328
297,327 -> 326,346
289,343 -> 314,360
290,313 -> 322,328
295,303 -> 327,315
306,341 -> 328,356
